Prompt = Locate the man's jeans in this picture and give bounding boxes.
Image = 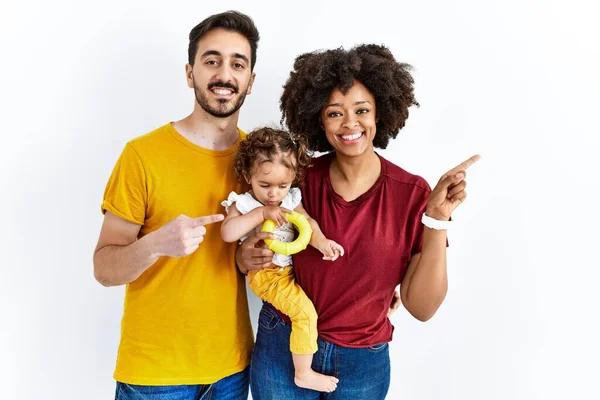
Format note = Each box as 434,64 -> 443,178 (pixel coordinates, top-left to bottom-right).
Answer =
115,367 -> 249,400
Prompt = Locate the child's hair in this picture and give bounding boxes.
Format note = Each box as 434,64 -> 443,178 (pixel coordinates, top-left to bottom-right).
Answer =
234,127 -> 312,186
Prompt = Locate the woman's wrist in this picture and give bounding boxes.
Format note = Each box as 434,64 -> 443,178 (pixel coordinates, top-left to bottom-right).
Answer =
424,208 -> 450,221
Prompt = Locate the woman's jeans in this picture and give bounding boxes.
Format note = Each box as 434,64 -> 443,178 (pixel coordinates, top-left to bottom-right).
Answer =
250,302 -> 391,400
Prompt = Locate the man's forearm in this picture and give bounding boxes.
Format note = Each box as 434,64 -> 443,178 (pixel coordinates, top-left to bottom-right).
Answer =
235,245 -> 249,275
235,232 -> 276,275
94,233 -> 160,287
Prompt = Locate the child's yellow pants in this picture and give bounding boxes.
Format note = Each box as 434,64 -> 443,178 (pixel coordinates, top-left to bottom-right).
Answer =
248,266 -> 318,354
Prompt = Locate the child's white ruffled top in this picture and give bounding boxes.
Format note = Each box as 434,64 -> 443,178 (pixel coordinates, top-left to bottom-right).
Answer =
221,187 -> 302,267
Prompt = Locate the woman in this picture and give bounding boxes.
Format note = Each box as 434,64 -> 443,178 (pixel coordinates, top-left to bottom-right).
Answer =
237,44 -> 479,399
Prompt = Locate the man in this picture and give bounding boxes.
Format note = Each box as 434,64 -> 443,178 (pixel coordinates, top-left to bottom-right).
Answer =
94,10 -> 260,399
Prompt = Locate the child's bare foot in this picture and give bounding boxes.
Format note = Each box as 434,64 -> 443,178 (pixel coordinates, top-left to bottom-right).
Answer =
294,370 -> 339,392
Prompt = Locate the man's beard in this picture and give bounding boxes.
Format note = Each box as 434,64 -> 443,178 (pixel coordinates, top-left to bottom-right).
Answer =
193,78 -> 248,118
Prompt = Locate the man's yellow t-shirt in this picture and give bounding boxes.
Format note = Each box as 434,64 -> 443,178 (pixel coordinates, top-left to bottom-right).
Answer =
101,123 -> 253,385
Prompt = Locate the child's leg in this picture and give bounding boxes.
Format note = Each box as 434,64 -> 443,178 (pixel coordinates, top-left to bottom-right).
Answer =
292,353 -> 338,393
249,267 -> 339,393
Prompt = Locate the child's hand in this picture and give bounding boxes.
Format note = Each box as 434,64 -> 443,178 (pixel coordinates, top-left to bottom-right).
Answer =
317,239 -> 345,261
262,206 -> 292,227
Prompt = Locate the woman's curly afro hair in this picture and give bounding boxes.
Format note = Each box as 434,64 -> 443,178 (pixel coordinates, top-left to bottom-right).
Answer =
280,44 -> 419,153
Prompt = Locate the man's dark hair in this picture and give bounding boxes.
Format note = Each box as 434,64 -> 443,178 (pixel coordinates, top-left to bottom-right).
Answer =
188,10 -> 260,71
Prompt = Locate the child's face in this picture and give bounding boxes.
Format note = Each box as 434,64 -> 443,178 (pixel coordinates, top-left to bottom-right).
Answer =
249,161 -> 295,206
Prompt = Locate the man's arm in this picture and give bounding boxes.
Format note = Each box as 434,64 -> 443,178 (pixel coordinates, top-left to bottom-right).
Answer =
235,232 -> 277,275
93,212 -> 156,287
93,211 -> 224,287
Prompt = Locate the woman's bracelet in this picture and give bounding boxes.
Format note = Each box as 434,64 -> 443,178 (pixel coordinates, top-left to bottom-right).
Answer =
421,213 -> 452,230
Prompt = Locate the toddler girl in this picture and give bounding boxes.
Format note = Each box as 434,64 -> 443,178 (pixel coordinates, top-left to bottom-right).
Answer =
221,127 -> 344,393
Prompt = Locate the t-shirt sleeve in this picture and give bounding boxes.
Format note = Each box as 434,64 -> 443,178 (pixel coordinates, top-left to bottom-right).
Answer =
411,190 -> 429,256
101,143 -> 147,225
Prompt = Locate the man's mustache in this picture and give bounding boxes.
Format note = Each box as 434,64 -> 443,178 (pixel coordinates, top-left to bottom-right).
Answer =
208,81 -> 238,93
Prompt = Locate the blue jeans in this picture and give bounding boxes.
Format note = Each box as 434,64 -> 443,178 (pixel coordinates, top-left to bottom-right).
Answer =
250,303 -> 390,400
115,367 -> 249,400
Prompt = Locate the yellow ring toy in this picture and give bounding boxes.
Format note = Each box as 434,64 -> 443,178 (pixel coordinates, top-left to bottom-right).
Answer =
261,211 -> 313,256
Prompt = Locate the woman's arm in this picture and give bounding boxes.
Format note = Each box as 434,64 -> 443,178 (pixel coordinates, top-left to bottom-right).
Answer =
399,230 -> 448,322
401,154 -> 480,321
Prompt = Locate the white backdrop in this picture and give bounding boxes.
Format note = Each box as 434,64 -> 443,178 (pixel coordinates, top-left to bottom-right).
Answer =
1,0 -> 599,399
